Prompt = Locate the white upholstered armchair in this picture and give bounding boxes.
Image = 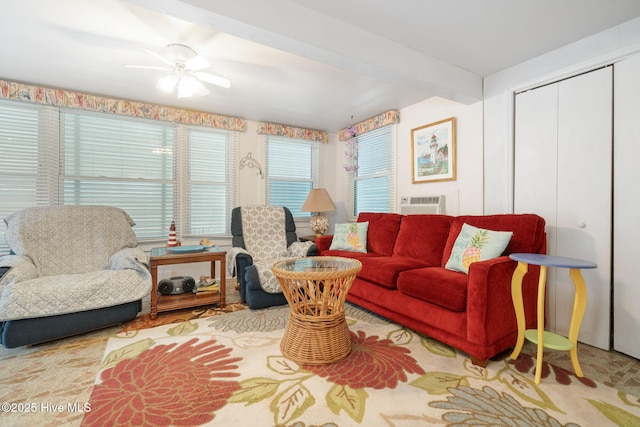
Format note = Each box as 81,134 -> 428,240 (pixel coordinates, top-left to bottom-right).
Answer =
0,205 -> 151,347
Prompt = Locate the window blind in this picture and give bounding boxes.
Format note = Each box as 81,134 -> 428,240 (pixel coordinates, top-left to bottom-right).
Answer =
62,111 -> 176,239
184,128 -> 238,236
349,124 -> 395,217
0,101 -> 58,253
266,136 -> 319,217
0,99 -> 238,253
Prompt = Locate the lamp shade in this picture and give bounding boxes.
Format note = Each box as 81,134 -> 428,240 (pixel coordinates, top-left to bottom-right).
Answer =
301,188 -> 336,213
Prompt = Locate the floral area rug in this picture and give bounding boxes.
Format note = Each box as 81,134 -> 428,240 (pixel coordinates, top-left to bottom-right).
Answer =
119,302 -> 248,333
81,305 -> 640,427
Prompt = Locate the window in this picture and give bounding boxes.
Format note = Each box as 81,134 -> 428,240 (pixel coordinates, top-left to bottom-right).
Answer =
0,101 -> 56,254
0,99 -> 237,253
62,112 -> 237,240
62,111 -> 176,239
265,136 -> 319,217
348,125 -> 395,218
183,128 -> 237,236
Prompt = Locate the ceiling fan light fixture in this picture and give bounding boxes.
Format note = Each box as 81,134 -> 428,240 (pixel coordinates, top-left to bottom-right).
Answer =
177,75 -> 209,98
157,75 -> 179,93
130,43 -> 229,97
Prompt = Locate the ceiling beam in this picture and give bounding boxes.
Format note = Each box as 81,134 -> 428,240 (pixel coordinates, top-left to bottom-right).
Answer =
124,0 -> 483,104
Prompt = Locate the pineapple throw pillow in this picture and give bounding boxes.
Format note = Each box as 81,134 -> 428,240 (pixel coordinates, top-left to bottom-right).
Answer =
329,222 -> 369,253
445,223 -> 513,274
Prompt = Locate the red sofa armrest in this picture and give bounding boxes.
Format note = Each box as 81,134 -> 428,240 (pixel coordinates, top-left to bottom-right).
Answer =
315,235 -> 333,253
466,255 -> 540,346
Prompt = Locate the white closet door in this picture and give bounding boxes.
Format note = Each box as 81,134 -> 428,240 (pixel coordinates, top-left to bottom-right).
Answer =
514,67 -> 612,349
514,83 -> 560,331
613,53 -> 640,359
556,67 -> 612,350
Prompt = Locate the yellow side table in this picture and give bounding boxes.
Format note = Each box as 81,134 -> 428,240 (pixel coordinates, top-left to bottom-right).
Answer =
509,253 -> 597,384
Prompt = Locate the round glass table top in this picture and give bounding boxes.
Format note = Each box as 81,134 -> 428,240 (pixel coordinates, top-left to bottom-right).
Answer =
272,256 -> 361,274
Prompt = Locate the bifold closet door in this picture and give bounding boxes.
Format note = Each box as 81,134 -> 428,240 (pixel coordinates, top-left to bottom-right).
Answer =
514,83 -> 560,331
613,53 -> 640,359
514,67 -> 612,350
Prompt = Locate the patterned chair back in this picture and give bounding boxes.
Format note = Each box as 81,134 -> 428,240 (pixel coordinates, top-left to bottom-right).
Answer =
231,206 -> 298,258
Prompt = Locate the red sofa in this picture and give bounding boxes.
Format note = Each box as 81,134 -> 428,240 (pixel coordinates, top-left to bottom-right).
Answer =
316,212 -> 546,365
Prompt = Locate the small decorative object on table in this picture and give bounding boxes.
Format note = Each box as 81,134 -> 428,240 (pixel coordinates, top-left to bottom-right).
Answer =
167,220 -> 178,247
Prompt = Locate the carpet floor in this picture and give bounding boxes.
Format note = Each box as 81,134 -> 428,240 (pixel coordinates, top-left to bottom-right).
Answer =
1,288 -> 639,426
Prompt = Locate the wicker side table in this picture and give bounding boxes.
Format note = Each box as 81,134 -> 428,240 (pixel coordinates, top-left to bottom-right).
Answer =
272,256 -> 362,365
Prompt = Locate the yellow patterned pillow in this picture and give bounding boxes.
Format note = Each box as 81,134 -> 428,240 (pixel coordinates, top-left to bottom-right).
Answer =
329,222 -> 368,253
445,223 -> 512,273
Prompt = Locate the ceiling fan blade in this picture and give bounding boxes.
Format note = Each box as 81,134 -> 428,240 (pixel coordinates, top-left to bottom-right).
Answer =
143,48 -> 174,66
194,72 -> 231,89
125,65 -> 172,71
185,55 -> 210,72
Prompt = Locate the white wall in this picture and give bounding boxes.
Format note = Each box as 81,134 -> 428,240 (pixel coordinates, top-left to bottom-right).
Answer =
484,17 -> 640,213
237,120 -> 266,207
397,97 -> 483,216
322,133 -> 343,232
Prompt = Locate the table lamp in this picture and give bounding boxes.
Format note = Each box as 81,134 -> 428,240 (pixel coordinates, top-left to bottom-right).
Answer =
301,188 -> 336,236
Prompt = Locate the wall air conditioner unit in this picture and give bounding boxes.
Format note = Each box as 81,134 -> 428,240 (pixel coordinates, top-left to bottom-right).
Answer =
400,195 -> 444,215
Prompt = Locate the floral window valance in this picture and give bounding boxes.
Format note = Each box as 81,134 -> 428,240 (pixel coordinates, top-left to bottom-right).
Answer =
0,79 -> 246,132
257,121 -> 328,143
338,110 -> 400,141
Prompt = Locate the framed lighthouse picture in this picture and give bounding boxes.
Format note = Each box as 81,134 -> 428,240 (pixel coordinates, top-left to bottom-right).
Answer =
411,117 -> 456,183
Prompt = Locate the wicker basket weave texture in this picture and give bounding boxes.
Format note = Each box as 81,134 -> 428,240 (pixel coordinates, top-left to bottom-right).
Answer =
272,257 -> 362,364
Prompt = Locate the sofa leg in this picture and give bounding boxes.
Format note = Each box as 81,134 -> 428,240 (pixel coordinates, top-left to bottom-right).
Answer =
471,356 -> 488,367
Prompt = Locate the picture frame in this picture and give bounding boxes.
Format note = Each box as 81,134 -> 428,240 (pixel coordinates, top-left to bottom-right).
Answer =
411,117 -> 456,183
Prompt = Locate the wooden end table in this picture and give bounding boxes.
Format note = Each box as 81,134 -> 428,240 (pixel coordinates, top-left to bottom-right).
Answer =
149,246 -> 227,319
272,256 -> 362,365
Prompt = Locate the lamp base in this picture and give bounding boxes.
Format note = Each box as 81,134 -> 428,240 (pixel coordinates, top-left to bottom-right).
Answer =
310,213 -> 329,236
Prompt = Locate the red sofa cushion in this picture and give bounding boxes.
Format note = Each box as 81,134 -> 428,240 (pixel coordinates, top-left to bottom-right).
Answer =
441,214 -> 546,267
358,256 -> 432,289
393,214 -> 452,265
318,249 -> 382,259
357,212 -> 402,255
397,267 -> 468,311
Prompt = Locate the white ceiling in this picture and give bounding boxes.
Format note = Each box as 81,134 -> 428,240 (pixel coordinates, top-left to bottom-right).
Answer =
2,0 -> 640,132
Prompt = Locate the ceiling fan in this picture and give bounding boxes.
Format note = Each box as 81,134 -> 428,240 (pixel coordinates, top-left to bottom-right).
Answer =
127,43 -> 231,98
